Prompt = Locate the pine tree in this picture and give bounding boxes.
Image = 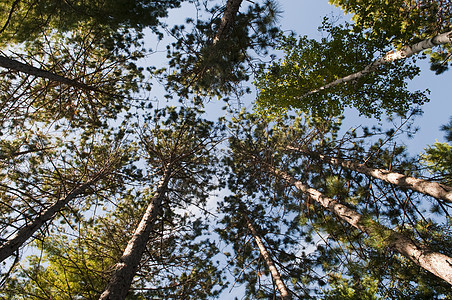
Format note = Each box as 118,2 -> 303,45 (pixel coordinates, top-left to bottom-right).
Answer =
100,106 -> 225,298
225,111 -> 452,296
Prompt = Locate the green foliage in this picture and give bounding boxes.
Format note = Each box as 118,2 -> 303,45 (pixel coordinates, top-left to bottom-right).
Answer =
0,28 -> 149,131
219,111 -> 334,298
255,21 -> 427,119
0,0 -> 183,47
2,235 -> 115,299
0,105 -> 226,299
162,0 -> 281,98
329,0 -> 452,73
0,0 -> 451,298
325,274 -> 378,300
0,0 -> 183,132
2,209 -> 224,299
0,125 -> 128,252
139,106 -> 224,201
328,0 -> 450,41
420,116 -> 452,185
421,142 -> 452,185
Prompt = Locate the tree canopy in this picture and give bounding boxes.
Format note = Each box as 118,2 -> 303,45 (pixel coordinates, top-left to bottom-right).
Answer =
254,21 -> 429,118
0,0 -> 451,299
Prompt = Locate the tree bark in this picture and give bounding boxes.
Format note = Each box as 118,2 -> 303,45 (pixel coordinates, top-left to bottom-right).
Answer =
99,169 -> 171,300
266,165 -> 452,285
288,146 -> 452,204
213,0 -> 243,45
0,55 -> 105,93
300,30 -> 452,99
242,211 -> 292,300
0,173 -> 105,263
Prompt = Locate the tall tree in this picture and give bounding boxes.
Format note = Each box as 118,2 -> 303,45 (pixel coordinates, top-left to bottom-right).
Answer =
255,21 -> 428,118
241,207 -> 292,300
1,190 -> 224,299
0,127 -> 129,265
0,163 -> 111,264
217,192 -> 313,298
269,165 -> 452,285
218,112 -> 336,298
100,106 -> 224,299
0,0 -> 187,132
0,26 -> 147,131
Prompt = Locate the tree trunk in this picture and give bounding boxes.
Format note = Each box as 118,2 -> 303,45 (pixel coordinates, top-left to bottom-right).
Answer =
242,211 -> 292,300
213,0 -> 243,45
0,55 -> 105,93
99,169 -> 171,300
300,30 -> 452,98
267,165 -> 452,285
288,146 -> 452,204
0,173 -> 105,263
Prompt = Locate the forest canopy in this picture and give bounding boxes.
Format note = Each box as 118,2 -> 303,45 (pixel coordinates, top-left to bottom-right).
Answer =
0,0 -> 451,299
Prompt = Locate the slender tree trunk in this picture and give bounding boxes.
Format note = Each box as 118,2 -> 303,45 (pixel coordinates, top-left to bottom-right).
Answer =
0,55 -> 105,93
300,30 -> 452,98
213,0 -> 243,45
242,211 -> 292,300
288,146 -> 452,204
99,169 -> 171,300
266,164 -> 452,285
0,174 -> 104,263
0,0 -> 20,34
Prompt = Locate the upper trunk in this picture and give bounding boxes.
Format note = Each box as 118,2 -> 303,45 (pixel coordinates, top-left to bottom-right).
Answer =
212,0 -> 243,45
300,30 -> 452,99
288,146 -> 452,204
242,210 -> 292,300
99,169 -> 172,300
